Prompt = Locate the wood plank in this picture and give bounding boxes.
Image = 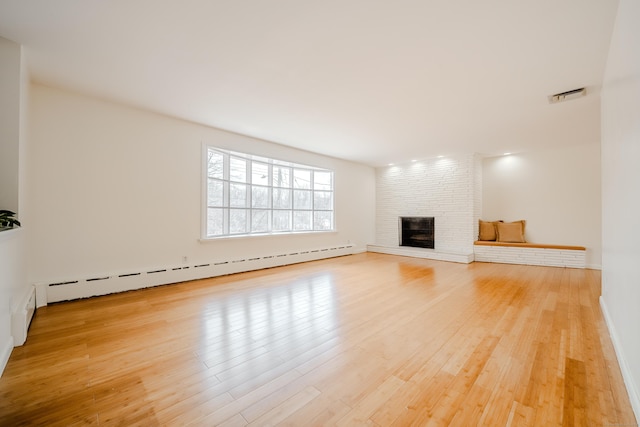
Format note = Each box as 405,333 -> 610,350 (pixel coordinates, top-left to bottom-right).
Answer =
0,253 -> 635,426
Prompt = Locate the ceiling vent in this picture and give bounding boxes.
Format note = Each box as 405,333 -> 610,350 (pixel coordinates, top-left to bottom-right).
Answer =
548,87 -> 586,104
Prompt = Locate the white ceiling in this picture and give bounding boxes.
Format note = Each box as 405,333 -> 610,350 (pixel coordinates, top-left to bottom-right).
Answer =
0,1 -> 619,166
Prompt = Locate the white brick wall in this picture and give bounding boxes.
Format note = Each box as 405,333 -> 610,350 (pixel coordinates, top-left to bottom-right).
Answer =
375,154 -> 480,256
473,245 -> 586,268
473,154 -> 482,243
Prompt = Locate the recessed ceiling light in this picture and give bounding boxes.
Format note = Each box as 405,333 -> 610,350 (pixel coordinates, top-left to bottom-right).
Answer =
411,159 -> 417,162
503,152 -> 511,156
437,155 -> 444,158
388,163 -> 394,166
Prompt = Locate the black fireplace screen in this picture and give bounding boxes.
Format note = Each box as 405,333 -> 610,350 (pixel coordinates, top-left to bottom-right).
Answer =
399,217 -> 435,249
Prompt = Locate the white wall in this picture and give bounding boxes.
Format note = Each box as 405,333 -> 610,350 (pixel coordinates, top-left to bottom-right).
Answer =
482,144 -> 602,268
0,37 -> 21,212
0,230 -> 25,373
0,37 -> 29,376
27,84 -> 375,285
601,0 -> 640,419
375,154 -> 480,255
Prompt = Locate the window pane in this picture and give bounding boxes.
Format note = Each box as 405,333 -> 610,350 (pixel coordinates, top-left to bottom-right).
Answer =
273,188 -> 291,209
229,209 -> 247,234
252,210 -> 269,232
252,161 -> 269,186
314,211 -> 333,230
251,154 -> 269,163
293,211 -> 312,231
208,179 -> 224,207
207,208 -> 224,236
293,190 -> 312,209
273,211 -> 291,231
208,150 -> 224,179
293,169 -> 311,189
272,166 -> 291,188
314,171 -> 332,190
230,183 -> 247,207
205,146 -> 334,238
252,186 -> 269,208
313,191 -> 332,210
230,157 -> 247,183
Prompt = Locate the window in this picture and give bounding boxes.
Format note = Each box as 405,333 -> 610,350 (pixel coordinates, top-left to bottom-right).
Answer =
204,146 -> 334,238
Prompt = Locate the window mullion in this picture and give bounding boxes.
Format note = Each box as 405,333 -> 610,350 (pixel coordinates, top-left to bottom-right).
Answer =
268,163 -> 273,232
246,158 -> 251,233
223,152 -> 230,235
288,166 -> 294,232
311,170 -> 315,230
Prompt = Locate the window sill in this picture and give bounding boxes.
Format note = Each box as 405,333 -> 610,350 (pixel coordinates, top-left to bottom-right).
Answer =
199,229 -> 338,243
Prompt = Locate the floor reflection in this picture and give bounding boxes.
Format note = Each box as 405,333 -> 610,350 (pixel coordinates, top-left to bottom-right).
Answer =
199,273 -> 340,374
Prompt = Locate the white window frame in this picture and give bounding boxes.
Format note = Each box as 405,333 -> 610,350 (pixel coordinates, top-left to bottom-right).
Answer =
202,145 -> 335,239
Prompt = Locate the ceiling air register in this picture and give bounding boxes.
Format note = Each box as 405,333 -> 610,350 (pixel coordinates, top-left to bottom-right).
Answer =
548,87 -> 586,104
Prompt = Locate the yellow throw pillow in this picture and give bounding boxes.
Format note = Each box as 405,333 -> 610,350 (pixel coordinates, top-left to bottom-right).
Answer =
496,220 -> 526,243
478,220 -> 502,241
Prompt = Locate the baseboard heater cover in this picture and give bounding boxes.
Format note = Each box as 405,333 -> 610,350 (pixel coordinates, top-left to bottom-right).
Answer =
35,244 -> 355,307
12,286 -> 36,346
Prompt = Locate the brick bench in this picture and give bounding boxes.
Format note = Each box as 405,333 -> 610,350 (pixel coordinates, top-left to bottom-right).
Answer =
473,241 -> 586,268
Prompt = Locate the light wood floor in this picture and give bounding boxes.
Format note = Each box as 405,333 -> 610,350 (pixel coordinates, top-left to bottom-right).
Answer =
0,253 -> 636,426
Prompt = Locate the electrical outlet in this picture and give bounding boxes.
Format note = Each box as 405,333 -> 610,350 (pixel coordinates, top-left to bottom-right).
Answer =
182,256 -> 188,263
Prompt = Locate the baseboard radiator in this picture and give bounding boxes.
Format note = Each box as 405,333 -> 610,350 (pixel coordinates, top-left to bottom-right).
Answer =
35,244 -> 355,307
12,286 -> 36,346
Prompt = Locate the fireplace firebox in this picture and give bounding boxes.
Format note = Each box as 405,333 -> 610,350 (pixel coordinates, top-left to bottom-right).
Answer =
399,217 -> 435,249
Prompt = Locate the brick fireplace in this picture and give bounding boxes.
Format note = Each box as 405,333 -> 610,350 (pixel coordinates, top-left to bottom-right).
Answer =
369,153 -> 481,263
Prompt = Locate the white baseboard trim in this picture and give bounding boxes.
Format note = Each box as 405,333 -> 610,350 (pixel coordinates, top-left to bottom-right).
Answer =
0,335 -> 14,378
600,296 -> 640,422
366,244 -> 474,264
35,244 -> 355,306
